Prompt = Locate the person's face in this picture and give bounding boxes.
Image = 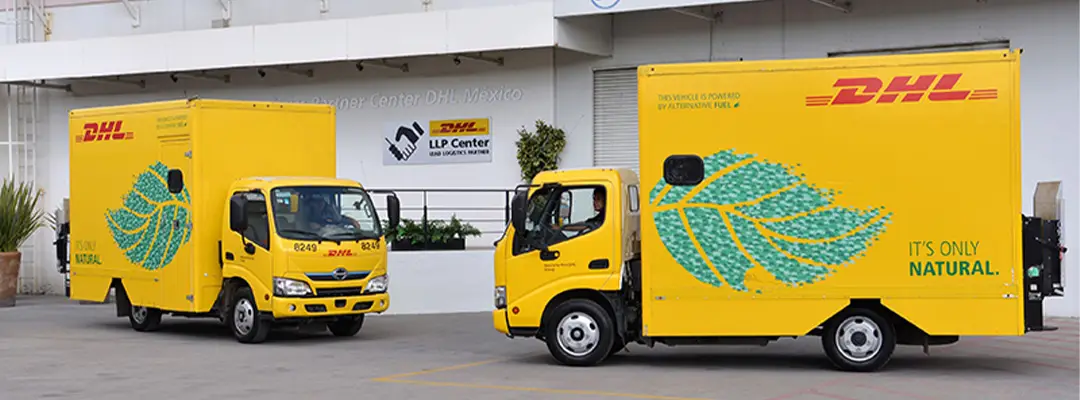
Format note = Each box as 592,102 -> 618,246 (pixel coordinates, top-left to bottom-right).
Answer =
593,193 -> 603,211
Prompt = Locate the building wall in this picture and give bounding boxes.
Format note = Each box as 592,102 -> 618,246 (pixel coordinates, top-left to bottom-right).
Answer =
17,0 -> 1080,316
36,0 -> 542,41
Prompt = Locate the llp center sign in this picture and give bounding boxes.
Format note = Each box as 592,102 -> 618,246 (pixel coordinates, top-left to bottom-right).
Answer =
382,117 -> 493,165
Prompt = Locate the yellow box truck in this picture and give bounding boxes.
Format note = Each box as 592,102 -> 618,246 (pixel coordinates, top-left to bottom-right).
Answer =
492,49 -> 1068,371
66,98 -> 401,343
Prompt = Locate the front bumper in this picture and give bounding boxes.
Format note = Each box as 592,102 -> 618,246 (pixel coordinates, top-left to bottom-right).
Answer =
272,293 -> 389,319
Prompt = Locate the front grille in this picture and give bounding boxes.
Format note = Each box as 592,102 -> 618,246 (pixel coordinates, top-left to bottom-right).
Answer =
306,271 -> 371,281
314,287 -> 364,298
305,304 -> 327,313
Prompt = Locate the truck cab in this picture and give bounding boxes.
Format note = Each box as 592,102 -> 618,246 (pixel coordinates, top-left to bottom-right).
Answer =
217,176 -> 400,342
493,168 -> 641,364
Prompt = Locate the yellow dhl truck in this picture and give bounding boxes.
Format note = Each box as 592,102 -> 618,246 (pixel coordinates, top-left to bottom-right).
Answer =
493,49 -> 1068,371
65,98 -> 401,343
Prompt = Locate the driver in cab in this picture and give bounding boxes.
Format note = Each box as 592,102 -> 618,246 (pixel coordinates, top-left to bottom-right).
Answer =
561,188 -> 605,232
304,196 -> 361,231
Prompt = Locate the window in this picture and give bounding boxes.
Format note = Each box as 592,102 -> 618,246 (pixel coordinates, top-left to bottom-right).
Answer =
515,185 -> 607,254
239,191 -> 270,249
270,186 -> 383,242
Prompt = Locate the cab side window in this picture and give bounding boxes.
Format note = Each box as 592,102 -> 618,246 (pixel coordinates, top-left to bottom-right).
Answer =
513,185 -> 606,254
240,192 -> 270,250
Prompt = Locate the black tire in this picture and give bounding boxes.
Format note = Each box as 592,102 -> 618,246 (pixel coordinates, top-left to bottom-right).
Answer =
543,298 -> 615,366
327,315 -> 365,337
226,287 -> 271,344
608,336 -> 626,357
128,304 -> 163,332
822,307 -> 896,372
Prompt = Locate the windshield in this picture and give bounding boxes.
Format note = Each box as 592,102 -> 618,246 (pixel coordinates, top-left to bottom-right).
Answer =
270,186 -> 383,242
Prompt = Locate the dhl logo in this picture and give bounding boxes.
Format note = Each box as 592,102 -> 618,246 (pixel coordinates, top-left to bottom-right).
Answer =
327,249 -> 354,257
75,120 -> 135,143
806,73 -> 998,107
429,118 -> 490,137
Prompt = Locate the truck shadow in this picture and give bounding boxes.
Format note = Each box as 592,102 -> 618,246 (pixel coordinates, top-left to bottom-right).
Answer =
92,318 -> 396,344
510,351 -> 1035,375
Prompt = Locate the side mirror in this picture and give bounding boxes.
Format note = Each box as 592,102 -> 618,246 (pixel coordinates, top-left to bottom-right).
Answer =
510,191 -> 527,234
386,195 -> 401,232
167,169 -> 184,194
229,194 -> 248,233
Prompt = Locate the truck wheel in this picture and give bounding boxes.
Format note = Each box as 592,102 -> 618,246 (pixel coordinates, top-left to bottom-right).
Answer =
227,287 -> 271,344
822,307 -> 896,372
544,298 -> 615,366
608,336 -> 626,357
128,305 -> 162,332
327,315 -> 365,337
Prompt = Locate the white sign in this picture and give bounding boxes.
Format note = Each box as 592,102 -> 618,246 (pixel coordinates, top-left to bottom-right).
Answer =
382,118 -> 494,165
554,0 -> 763,17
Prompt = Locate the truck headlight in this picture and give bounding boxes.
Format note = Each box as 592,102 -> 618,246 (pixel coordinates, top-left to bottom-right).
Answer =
494,286 -> 506,309
273,277 -> 312,297
365,274 -> 388,294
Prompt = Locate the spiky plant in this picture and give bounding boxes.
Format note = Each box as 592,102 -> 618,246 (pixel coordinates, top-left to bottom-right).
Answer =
0,178 -> 46,253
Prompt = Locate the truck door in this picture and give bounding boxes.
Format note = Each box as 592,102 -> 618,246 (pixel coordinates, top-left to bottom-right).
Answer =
222,190 -> 273,296
157,138 -> 194,312
505,182 -> 619,327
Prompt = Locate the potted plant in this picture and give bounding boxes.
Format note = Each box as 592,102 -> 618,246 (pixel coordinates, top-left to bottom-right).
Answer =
0,178 -> 46,307
516,119 -> 566,183
388,215 -> 482,251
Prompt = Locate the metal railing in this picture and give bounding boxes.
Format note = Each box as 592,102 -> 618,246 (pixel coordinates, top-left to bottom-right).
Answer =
366,188 -> 515,249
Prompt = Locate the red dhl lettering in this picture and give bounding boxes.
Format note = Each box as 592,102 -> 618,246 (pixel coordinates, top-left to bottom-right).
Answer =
806,73 -> 998,107
438,121 -> 487,134
75,120 -> 135,143
327,249 -> 354,257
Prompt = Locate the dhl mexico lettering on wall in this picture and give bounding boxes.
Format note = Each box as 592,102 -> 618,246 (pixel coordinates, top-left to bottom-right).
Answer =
382,117 -> 493,166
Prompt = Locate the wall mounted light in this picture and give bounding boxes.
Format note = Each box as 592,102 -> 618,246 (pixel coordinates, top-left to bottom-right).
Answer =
453,53 -> 504,66
356,59 -> 409,72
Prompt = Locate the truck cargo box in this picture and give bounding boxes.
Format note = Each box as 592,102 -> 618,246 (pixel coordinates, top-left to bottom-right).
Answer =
637,49 -> 1023,337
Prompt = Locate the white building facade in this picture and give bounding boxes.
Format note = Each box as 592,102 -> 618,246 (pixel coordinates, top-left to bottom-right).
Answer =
1,0 -> 1077,317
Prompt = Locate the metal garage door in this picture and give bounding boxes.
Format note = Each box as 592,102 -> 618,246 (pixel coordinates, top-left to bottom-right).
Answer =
592,67 -> 639,172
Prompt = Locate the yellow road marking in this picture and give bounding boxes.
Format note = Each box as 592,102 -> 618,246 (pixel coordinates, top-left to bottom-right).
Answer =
371,358 -> 714,400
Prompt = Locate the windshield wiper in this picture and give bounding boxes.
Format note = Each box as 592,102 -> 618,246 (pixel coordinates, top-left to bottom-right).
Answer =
279,229 -> 325,243
323,231 -> 380,242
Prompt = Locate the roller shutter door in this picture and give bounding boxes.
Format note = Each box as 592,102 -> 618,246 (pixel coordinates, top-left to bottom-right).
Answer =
592,67 -> 639,172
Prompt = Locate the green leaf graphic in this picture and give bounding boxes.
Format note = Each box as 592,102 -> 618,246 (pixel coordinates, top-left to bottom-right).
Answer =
649,149 -> 891,292
105,162 -> 192,271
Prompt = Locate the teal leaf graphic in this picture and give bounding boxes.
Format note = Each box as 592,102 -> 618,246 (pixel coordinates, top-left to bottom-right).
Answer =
105,162 -> 192,271
649,149 -> 891,292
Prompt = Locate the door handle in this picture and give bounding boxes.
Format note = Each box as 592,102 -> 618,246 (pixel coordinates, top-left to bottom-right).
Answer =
540,249 -> 560,261
589,259 -> 610,270
225,252 -> 234,261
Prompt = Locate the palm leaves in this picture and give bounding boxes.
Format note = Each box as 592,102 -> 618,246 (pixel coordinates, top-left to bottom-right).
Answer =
0,178 -> 46,253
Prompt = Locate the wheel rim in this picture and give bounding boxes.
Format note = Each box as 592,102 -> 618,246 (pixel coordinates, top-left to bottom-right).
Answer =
234,298 -> 255,336
834,315 -> 883,363
556,311 -> 600,357
131,306 -> 147,324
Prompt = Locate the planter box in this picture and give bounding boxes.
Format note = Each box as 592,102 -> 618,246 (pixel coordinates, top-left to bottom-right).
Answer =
391,238 -> 466,251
